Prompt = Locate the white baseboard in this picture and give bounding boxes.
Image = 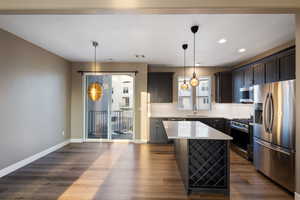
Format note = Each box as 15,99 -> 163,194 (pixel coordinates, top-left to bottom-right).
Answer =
295,192 -> 300,200
70,138 -> 147,144
70,138 -> 84,143
133,139 -> 148,144
0,140 -> 70,178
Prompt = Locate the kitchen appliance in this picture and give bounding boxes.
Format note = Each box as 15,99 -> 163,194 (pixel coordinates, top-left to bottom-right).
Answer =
230,118 -> 252,160
253,80 -> 295,192
240,87 -> 254,103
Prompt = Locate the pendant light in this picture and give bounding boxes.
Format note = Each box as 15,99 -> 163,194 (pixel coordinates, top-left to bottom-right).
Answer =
88,41 -> 103,102
190,25 -> 199,87
180,43 -> 189,90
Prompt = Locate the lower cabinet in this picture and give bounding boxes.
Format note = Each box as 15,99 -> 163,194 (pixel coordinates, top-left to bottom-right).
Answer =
149,118 -> 170,144
187,118 -> 226,133
224,119 -> 231,135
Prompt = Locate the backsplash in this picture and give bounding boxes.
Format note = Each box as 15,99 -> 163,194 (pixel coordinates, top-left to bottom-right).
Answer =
150,103 -> 253,119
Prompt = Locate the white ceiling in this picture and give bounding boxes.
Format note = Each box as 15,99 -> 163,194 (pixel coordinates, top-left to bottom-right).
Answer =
0,14 -> 295,67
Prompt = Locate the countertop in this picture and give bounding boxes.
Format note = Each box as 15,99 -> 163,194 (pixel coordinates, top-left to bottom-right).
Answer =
163,120 -> 233,140
150,114 -> 234,120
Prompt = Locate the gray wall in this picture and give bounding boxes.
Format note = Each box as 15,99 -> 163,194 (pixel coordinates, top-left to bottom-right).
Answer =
0,29 -> 71,170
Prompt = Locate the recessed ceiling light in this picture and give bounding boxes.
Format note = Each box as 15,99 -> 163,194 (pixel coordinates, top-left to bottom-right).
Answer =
238,48 -> 246,53
218,38 -> 227,44
135,54 -> 145,58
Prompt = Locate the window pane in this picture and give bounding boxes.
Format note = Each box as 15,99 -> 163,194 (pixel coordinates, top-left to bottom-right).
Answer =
178,77 -> 192,110
196,77 -> 211,110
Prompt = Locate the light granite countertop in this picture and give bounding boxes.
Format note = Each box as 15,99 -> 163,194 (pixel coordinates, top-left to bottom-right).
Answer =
150,114 -> 234,120
163,120 -> 233,140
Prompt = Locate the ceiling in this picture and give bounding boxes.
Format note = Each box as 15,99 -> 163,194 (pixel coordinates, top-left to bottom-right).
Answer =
0,14 -> 295,67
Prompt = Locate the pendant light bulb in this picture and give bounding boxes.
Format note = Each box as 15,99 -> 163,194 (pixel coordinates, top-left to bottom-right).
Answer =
181,80 -> 189,90
88,41 -> 103,102
88,82 -> 103,101
190,72 -> 199,87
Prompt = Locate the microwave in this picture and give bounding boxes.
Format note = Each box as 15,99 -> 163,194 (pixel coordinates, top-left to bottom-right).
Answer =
240,87 -> 253,103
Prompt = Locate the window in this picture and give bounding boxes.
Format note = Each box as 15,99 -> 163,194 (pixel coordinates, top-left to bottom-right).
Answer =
178,76 -> 211,111
178,78 -> 192,110
196,77 -> 211,110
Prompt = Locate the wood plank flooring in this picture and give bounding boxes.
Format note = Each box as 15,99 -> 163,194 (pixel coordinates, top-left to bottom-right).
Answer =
0,143 -> 294,200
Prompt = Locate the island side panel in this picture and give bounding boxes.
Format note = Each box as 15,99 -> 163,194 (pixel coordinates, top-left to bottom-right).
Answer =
188,139 -> 230,195
174,138 -> 189,192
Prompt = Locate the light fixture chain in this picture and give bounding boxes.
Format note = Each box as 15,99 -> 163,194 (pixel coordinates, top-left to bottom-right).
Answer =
193,32 -> 196,73
184,48 -> 186,80
94,43 -> 97,75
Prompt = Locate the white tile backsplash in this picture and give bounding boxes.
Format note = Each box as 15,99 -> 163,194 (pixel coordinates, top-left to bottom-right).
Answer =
150,103 -> 253,119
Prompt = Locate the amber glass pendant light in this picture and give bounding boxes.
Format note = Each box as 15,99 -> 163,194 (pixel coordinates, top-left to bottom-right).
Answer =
180,43 -> 189,90
88,41 -> 103,102
190,25 -> 199,87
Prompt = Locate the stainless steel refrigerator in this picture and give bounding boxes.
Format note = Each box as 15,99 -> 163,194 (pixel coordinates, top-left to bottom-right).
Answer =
253,80 -> 295,192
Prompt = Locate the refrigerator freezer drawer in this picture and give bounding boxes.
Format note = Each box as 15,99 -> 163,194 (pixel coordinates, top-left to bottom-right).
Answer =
254,138 -> 295,192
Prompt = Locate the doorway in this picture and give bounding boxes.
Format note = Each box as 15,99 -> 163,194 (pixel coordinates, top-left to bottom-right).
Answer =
83,73 -> 135,141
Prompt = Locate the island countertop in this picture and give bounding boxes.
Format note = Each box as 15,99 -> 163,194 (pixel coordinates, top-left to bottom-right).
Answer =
163,120 -> 232,140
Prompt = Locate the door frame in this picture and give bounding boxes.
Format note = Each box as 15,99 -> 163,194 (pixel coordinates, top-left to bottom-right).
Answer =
82,72 -> 136,142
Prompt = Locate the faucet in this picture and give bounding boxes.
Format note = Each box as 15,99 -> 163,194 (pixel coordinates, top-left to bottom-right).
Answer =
193,104 -> 197,114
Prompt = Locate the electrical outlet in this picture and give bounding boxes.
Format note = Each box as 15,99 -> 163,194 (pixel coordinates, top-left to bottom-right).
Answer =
62,131 -> 65,136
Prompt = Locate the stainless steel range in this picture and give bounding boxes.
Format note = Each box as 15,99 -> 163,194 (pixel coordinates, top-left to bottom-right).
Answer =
230,118 -> 252,160
230,119 -> 250,133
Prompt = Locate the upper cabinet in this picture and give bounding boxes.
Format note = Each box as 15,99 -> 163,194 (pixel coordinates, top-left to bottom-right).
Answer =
278,48 -> 295,81
243,65 -> 254,87
215,71 -> 232,103
265,56 -> 279,83
230,46 -> 295,103
253,62 -> 265,85
148,72 -> 173,103
232,69 -> 243,103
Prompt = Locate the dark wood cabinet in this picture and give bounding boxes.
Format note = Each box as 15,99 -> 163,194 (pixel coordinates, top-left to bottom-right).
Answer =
197,118 -> 226,133
149,118 -> 169,144
224,119 -> 231,135
278,48 -> 296,81
265,56 -> 279,83
225,47 -> 295,103
253,62 -> 265,85
232,69 -> 243,103
243,65 -> 254,87
148,72 -> 173,103
215,71 -> 232,103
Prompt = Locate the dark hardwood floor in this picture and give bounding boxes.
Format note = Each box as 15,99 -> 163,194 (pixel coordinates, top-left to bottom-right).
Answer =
0,143 -> 293,200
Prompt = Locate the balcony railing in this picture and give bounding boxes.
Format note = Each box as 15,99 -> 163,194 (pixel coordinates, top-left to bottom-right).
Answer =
88,110 -> 133,139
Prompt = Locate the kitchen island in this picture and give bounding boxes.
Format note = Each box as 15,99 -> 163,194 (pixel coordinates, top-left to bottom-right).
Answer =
163,120 -> 232,195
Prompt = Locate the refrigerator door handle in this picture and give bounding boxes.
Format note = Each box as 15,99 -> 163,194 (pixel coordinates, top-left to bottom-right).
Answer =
263,93 -> 270,132
254,138 -> 291,156
269,93 -> 274,132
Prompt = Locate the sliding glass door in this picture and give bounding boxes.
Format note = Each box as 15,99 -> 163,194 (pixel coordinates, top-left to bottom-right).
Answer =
84,73 -> 134,141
